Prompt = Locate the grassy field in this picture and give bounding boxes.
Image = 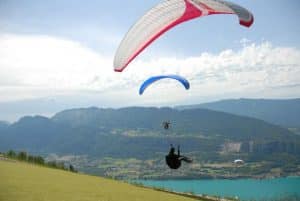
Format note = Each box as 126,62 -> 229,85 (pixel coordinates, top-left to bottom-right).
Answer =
0,159 -> 200,201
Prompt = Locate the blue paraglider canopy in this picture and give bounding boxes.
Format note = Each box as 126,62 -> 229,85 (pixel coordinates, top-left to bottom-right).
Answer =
139,75 -> 190,95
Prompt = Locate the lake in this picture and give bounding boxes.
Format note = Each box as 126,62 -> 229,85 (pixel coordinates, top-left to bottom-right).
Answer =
137,177 -> 300,201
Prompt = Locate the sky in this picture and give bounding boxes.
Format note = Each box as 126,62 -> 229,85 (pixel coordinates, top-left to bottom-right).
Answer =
0,0 -> 300,122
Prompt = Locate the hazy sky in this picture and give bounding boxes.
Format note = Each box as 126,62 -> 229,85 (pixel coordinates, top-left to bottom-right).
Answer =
0,0 -> 300,121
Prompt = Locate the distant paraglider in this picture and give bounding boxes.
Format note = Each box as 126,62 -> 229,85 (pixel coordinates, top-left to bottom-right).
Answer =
139,75 -> 190,95
114,0 -> 254,72
162,121 -> 171,130
234,159 -> 245,165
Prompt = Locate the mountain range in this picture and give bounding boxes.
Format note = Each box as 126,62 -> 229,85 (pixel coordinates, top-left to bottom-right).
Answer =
0,104 -> 299,160
176,98 -> 300,128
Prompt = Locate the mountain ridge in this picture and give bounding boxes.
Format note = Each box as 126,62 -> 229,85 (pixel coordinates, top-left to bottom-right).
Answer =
1,106 -> 299,159
176,98 -> 300,128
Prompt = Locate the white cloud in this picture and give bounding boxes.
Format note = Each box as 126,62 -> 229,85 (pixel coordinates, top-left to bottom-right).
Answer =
0,34 -> 300,105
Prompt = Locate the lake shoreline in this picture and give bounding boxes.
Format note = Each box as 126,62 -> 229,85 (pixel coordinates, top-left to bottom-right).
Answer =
134,177 -> 300,201
134,173 -> 300,181
130,181 -> 238,201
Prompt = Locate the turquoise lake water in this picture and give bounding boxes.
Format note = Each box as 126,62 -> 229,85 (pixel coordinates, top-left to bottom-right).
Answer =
137,177 -> 300,201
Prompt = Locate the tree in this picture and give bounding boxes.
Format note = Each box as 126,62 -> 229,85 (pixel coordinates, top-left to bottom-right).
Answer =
28,155 -> 34,163
17,151 -> 27,161
33,156 -> 44,165
56,162 -> 66,170
69,164 -> 76,172
47,161 -> 57,168
6,150 -> 16,158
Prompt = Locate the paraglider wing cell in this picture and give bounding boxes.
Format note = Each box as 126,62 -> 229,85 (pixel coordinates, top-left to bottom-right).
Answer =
139,75 -> 190,95
114,0 -> 254,72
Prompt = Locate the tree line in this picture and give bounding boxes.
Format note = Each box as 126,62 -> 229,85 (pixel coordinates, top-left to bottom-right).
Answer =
1,150 -> 77,173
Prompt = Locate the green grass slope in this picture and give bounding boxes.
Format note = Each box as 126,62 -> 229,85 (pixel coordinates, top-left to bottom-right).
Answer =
0,160 -> 198,201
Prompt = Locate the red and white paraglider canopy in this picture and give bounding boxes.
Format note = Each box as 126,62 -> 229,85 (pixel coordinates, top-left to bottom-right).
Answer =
114,0 -> 254,72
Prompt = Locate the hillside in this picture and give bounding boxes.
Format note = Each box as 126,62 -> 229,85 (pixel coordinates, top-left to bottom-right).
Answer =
0,159 -> 198,201
0,107 -> 299,179
0,121 -> 9,131
176,99 -> 300,128
0,107 -> 299,158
